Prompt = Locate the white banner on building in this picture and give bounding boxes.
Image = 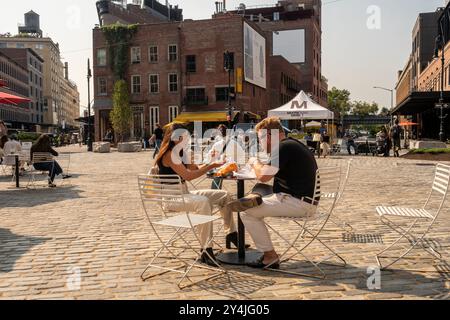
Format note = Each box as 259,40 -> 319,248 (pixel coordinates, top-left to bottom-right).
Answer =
244,22 -> 267,89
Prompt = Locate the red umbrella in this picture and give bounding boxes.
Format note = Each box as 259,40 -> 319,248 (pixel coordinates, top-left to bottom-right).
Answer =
0,91 -> 31,105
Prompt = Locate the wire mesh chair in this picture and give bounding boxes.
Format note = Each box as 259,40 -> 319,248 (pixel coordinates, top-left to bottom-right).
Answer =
375,163 -> 450,271
323,159 -> 353,232
55,153 -> 71,186
138,174 -> 227,289
27,152 -> 55,189
263,166 -> 347,278
2,155 -> 17,181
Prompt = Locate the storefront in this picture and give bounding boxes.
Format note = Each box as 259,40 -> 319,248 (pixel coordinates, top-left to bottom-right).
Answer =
393,91 -> 450,140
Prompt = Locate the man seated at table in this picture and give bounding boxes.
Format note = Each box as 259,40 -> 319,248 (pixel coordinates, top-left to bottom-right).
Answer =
226,117 -> 319,269
2,135 -> 26,173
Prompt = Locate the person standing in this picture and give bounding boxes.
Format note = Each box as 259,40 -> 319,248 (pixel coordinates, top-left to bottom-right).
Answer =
152,123 -> 164,159
344,130 -> 358,155
391,119 -> 403,157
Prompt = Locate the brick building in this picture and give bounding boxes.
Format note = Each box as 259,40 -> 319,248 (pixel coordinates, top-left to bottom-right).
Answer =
0,51 -> 30,129
0,10 -> 81,132
0,48 -> 44,128
226,0 -> 328,107
93,0 -> 327,141
394,6 -> 450,140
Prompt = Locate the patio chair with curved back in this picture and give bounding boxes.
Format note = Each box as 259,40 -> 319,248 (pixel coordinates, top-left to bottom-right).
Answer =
138,174 -> 226,289
375,163 -> 450,271
27,152 -> 54,189
323,159 -> 353,232
263,166 -> 347,279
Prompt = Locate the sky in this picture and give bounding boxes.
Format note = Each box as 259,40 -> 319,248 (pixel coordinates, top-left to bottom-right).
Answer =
0,0 -> 446,115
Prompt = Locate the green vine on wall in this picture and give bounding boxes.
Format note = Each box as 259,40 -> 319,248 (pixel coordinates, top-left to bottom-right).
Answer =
101,23 -> 138,80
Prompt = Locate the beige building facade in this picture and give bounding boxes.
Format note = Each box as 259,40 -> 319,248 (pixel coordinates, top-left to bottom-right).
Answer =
0,36 -> 80,131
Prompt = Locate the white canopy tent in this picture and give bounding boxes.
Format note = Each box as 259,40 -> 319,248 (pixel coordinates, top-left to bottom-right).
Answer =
268,90 -> 335,138
268,90 -> 334,120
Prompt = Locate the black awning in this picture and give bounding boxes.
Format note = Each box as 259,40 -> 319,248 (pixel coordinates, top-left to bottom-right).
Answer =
393,91 -> 450,115
75,115 -> 95,124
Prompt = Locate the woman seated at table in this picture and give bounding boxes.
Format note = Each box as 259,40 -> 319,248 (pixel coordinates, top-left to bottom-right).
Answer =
31,135 -> 70,188
154,122 -> 240,267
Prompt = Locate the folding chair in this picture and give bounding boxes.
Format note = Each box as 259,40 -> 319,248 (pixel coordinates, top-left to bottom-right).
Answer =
20,142 -> 32,166
138,174 -> 226,289
2,155 -> 17,182
55,153 -> 71,186
264,166 -> 347,279
27,152 -> 54,189
330,139 -> 343,155
375,163 -> 450,271
323,160 -> 353,232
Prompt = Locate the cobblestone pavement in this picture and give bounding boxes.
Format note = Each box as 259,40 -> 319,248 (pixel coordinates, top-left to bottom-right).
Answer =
0,145 -> 449,300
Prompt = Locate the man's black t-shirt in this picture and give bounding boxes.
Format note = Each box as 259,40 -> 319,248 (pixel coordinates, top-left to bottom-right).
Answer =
270,138 -> 318,200
154,128 -> 164,140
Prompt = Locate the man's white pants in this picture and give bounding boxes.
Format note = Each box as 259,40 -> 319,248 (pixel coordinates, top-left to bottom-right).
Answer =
241,193 -> 318,252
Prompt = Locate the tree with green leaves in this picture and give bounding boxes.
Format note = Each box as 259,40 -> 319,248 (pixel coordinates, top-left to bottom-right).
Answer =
351,101 -> 380,116
110,80 -> 132,142
327,87 -> 352,115
379,107 -> 390,116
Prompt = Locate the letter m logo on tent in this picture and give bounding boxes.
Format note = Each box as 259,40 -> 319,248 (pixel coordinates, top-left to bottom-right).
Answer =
291,100 -> 307,109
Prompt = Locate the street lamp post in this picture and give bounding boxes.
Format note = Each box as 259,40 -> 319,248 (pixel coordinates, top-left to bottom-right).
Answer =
434,34 -> 448,142
87,59 -> 93,152
373,86 -> 394,124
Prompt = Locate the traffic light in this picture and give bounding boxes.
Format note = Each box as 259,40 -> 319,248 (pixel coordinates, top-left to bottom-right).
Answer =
224,51 -> 234,71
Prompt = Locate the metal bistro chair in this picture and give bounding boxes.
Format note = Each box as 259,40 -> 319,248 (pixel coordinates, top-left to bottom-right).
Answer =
322,160 -> 353,232
56,153 -> 71,186
2,154 -> 17,181
27,152 -> 55,188
138,174 -> 226,289
330,139 -> 343,155
263,166 -> 347,279
375,163 -> 450,271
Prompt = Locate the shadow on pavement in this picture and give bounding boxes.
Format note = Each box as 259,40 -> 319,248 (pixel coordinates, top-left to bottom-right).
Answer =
0,186 -> 84,208
0,228 -> 50,273
232,260 -> 448,299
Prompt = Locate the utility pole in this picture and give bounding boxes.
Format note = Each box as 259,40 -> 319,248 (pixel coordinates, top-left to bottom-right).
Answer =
87,59 -> 93,152
435,34 -> 449,142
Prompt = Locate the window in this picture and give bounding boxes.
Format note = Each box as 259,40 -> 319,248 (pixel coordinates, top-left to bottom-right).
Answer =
186,88 -> 206,104
149,74 -> 159,93
131,47 -> 141,64
16,43 -> 24,48
186,55 -> 196,73
168,45 -> 178,62
149,45 -> 158,62
168,73 -> 178,92
169,106 -> 179,123
131,75 -> 141,94
97,48 -> 107,66
98,77 -> 107,95
216,86 -> 235,102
